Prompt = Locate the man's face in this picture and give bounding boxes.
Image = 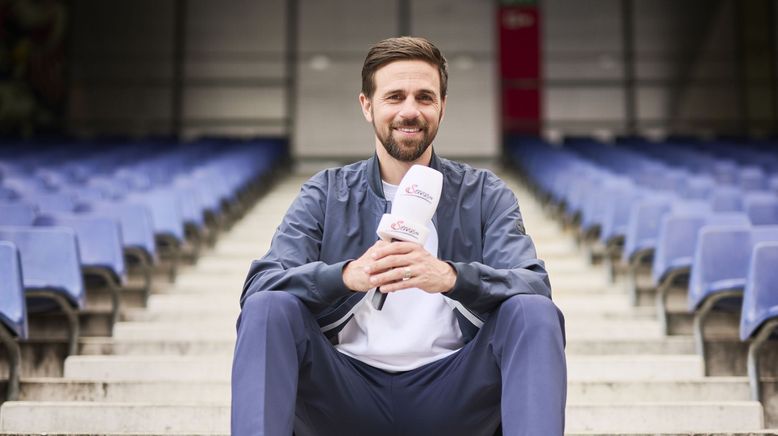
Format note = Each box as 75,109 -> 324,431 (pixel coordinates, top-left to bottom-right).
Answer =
359,60 -> 446,162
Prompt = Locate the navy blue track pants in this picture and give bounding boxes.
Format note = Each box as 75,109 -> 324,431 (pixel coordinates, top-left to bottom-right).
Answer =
231,291 -> 567,436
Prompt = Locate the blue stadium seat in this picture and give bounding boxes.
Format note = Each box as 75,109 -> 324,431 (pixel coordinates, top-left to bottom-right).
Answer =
709,185 -> 744,212
0,226 -> 85,356
0,241 -> 27,400
622,194 -> 673,305
681,175 -> 716,200
80,201 -> 157,302
35,214 -> 126,328
740,242 -> 778,402
20,192 -> 76,214
739,166 -> 767,192
0,202 -> 36,226
654,212 -> 750,334
688,225 -> 778,366
744,192 -> 778,225
127,189 -> 185,281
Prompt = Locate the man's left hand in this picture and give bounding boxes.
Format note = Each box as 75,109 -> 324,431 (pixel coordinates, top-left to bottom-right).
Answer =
364,241 -> 457,294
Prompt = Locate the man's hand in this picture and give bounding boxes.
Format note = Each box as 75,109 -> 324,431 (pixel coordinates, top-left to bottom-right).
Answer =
342,240 -> 391,292
365,241 -> 457,294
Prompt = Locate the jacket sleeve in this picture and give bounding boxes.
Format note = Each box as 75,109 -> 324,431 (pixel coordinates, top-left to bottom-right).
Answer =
239,172 -> 353,313
444,177 -> 551,314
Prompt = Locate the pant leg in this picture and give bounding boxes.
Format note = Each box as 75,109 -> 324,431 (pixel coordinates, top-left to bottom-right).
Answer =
231,291 -> 395,436
393,293 -> 566,436
491,294 -> 567,436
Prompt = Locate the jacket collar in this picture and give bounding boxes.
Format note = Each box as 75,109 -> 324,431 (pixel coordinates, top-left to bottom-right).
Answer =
367,149 -> 443,200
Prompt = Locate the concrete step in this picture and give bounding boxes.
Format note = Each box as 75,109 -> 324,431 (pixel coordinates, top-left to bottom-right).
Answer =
566,337 -> 695,355
122,308 -> 238,323
567,355 -> 704,381
146,294 -> 238,311
61,355 -> 705,383
567,378 -> 750,402
12,377 -> 749,404
16,379 -> 230,403
567,402 -> 764,433
112,322 -> 235,341
0,401 -> 765,433
0,402 -> 230,433
79,337 -> 235,356
63,356 -> 231,382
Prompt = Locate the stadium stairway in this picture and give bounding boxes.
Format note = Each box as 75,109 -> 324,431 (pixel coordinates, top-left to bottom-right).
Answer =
1,168 -> 777,435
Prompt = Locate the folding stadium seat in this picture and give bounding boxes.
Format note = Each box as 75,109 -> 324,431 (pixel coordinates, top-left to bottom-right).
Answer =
34,214 -> 125,330
739,242 -> 778,402
712,160 -> 738,185
681,175 -> 716,200
653,212 -> 750,334
0,242 -> 27,400
0,227 -> 84,356
622,194 -> 674,305
0,203 -> 36,226
126,189 -> 185,282
739,166 -> 767,192
709,185 -> 744,212
599,184 -> 642,282
83,202 -> 157,302
19,192 -> 76,215
769,175 -> 778,195
688,225 -> 778,367
744,192 -> 778,225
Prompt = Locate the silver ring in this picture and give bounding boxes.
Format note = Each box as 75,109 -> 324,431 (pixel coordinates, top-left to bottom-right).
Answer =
402,267 -> 412,281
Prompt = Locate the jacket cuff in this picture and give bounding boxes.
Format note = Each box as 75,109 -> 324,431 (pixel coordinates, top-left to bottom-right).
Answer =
444,262 -> 481,306
314,260 -> 353,304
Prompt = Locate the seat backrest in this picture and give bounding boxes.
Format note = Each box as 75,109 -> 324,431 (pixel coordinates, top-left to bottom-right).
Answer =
0,202 -> 36,226
21,192 -> 76,214
709,186 -> 744,212
34,214 -> 126,284
0,242 -> 28,339
651,212 -> 707,284
740,242 -> 778,340
87,201 -> 157,262
622,195 -> 673,262
688,225 -> 752,310
739,166 -> 767,192
127,189 -> 185,242
0,226 -> 85,308
744,192 -> 778,226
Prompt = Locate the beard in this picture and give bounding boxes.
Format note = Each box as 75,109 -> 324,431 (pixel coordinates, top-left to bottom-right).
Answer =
373,115 -> 438,163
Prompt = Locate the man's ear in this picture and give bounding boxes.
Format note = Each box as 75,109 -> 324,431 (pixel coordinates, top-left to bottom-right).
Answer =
439,95 -> 447,122
359,93 -> 373,123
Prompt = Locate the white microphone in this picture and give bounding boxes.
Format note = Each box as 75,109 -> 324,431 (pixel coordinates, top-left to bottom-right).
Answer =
371,164 -> 443,310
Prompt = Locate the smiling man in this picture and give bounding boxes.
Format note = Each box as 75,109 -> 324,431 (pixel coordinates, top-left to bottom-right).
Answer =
231,37 -> 567,436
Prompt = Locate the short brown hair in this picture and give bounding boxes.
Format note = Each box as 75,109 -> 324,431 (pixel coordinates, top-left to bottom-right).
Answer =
361,36 -> 448,99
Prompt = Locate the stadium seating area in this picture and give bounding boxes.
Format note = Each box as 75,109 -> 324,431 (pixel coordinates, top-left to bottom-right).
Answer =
509,137 -> 778,408
0,138 -> 286,401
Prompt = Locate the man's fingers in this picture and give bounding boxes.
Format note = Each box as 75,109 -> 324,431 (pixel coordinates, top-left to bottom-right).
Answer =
371,241 -> 419,260
369,266 -> 409,287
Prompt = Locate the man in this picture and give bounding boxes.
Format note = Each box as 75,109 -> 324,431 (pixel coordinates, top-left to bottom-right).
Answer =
232,36 -> 566,436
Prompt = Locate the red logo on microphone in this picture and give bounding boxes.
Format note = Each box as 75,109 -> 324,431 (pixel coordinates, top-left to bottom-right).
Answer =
390,220 -> 420,238
403,184 -> 434,204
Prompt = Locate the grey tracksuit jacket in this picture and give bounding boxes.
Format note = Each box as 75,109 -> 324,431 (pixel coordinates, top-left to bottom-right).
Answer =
239,151 -> 552,343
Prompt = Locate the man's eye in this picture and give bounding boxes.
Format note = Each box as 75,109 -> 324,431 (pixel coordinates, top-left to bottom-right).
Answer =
388,95 -> 402,100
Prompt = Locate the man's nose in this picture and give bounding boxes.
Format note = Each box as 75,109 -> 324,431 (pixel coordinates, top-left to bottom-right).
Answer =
397,98 -> 421,119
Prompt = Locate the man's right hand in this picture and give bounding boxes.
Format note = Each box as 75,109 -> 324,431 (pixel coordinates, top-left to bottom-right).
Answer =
342,240 -> 390,292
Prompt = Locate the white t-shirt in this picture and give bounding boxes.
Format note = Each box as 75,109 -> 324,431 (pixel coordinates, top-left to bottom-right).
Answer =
335,181 -> 464,372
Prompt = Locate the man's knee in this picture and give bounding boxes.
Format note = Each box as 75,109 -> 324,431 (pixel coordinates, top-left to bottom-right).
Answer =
238,291 -> 305,329
497,294 -> 565,341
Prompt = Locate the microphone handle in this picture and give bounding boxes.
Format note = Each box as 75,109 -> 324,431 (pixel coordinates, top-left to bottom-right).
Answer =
372,290 -> 387,311
371,237 -> 403,311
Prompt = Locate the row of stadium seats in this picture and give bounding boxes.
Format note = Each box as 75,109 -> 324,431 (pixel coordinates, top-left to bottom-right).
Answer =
0,138 -> 286,401
510,137 -> 778,403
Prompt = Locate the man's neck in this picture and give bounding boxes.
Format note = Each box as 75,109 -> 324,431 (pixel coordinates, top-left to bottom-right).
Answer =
375,142 -> 433,185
